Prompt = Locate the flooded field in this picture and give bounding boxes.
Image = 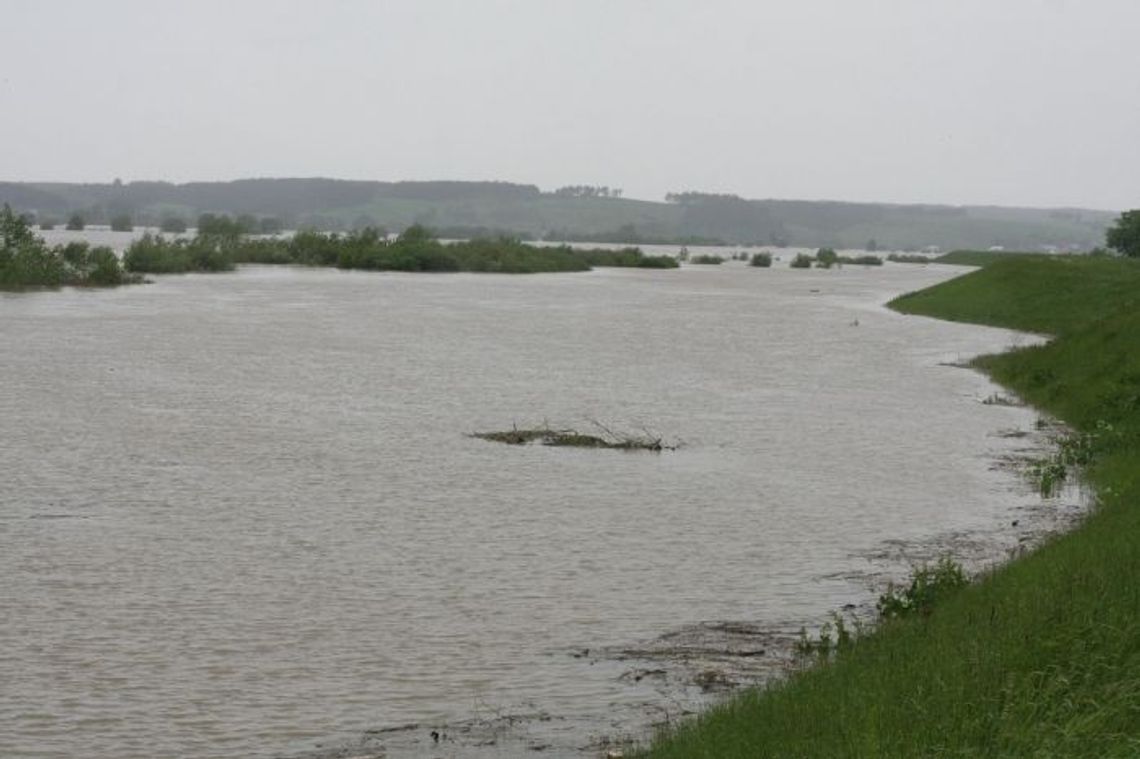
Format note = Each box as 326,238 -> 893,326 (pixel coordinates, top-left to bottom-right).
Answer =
0,262 -> 1084,758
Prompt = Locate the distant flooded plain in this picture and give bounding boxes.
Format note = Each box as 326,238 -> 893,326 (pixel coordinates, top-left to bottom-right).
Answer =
1,262 -> 1075,757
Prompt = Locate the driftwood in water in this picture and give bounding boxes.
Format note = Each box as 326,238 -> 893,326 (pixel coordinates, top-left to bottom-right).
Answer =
471,422 -> 674,451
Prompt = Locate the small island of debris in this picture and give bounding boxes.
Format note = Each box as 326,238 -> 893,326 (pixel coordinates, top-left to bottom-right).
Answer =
471,422 -> 676,451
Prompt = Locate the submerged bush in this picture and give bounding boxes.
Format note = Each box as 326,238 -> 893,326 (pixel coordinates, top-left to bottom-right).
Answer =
690,254 -> 725,265
888,253 -> 931,264
795,612 -> 860,662
1031,422 -> 1118,496
790,253 -> 814,268
797,559 -> 970,664
815,248 -> 839,269
197,213 -> 250,238
0,205 -> 137,289
230,227 -> 674,273
838,254 -> 883,266
123,233 -> 235,273
877,557 -> 969,619
160,216 -> 188,233
750,252 -> 772,267
567,245 -> 678,269
124,224 -> 680,275
0,228 -> 66,289
123,233 -> 192,273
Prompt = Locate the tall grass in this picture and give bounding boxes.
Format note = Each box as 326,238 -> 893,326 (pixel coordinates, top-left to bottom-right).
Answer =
640,256 -> 1140,758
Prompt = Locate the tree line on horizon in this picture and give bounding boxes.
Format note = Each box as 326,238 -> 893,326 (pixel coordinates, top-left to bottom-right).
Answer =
0,178 -> 1118,251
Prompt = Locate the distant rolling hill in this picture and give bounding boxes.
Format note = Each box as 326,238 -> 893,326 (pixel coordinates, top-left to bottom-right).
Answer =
0,178 -> 1116,251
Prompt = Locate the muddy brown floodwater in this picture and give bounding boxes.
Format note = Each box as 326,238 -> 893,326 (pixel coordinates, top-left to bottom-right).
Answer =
0,259 -> 1088,758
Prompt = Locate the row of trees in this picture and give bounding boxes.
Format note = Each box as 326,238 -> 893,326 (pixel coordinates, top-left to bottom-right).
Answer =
121,222 -> 679,275
27,212 -> 90,231
665,191 -> 744,203
21,211 -> 283,235
154,213 -> 281,234
549,185 -> 623,199
198,213 -> 282,235
24,204 -> 1140,261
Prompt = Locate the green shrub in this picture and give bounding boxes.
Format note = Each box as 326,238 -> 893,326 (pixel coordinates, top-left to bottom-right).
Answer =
288,229 -> 342,266
120,225 -> 682,276
877,557 -> 969,619
1,206 -> 135,288
123,233 -> 190,273
816,247 -> 839,268
750,252 -> 772,267
795,612 -> 860,661
888,253 -> 931,264
196,213 -> 247,238
838,254 -> 883,266
568,245 -> 678,269
790,253 -> 814,268
230,238 -> 297,264
84,246 -> 128,286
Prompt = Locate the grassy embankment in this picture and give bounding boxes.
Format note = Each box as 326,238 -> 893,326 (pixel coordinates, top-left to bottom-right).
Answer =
122,225 -> 678,275
640,256 -> 1140,758
934,249 -> 1053,267
885,250 -> 1049,266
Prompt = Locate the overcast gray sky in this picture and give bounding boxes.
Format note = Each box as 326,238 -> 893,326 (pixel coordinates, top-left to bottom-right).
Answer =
2,0 -> 1138,209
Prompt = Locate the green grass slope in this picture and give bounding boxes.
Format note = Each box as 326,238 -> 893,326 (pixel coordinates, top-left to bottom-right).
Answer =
933,250 -> 1049,267
894,256 -> 1140,333
640,256 -> 1140,758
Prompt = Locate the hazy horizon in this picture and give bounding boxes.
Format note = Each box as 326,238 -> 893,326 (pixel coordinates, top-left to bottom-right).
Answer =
3,0 -> 1138,210
3,175 -> 1124,213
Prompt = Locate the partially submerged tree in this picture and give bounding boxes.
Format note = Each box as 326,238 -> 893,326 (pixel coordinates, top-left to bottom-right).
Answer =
196,213 -> 248,240
160,216 -> 188,233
